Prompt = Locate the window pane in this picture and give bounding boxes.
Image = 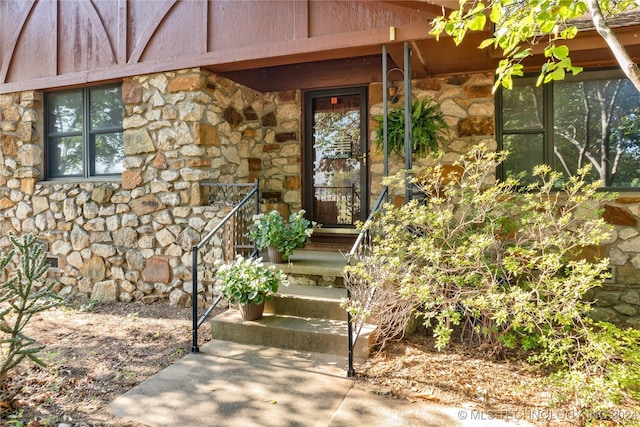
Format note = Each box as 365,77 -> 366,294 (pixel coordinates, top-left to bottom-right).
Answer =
49,91 -> 83,133
502,134 -> 544,183
502,79 -> 543,130
554,78 -> 640,187
90,86 -> 123,129
50,136 -> 83,177
94,132 -> 124,175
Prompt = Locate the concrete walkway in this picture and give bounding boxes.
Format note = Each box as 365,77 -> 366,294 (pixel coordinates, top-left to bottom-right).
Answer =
110,339 -> 535,427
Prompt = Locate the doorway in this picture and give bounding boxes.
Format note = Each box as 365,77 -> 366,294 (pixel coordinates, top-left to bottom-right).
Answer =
304,87 -> 368,229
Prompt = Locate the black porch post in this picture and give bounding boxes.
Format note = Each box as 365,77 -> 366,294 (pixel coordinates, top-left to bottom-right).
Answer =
403,42 -> 412,202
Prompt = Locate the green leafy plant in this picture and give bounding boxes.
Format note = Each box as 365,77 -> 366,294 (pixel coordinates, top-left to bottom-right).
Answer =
1,233 -> 62,394
248,210 -> 318,261
346,146 -> 613,350
214,256 -> 284,305
5,409 -> 25,427
375,98 -> 448,158
345,146 -> 640,422
545,321 -> 640,425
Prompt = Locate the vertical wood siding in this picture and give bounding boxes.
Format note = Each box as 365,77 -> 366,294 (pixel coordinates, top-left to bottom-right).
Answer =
0,0 -> 427,92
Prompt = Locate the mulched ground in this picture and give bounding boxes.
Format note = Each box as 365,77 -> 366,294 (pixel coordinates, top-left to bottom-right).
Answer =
0,298 -> 623,427
2,298 -> 219,426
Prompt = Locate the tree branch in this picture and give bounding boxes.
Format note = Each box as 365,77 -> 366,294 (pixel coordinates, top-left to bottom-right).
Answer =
556,128 -> 605,178
586,0 -> 640,92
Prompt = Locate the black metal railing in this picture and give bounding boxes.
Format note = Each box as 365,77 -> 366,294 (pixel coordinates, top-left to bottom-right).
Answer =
314,184 -> 360,225
344,186 -> 388,377
191,180 -> 259,353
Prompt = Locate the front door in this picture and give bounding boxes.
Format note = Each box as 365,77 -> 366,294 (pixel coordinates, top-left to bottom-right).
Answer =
304,87 -> 368,228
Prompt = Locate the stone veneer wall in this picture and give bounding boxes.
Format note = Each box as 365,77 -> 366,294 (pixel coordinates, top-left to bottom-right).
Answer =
368,73 -> 497,204
0,68 -> 301,307
589,201 -> 640,325
1,68 -> 640,324
367,72 -> 640,326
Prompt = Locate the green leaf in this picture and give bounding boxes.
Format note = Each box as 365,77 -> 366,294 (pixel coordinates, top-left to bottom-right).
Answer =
444,21 -> 456,35
552,45 -> 569,60
469,13 -> 487,31
561,26 -> 578,39
478,38 -> 495,49
513,48 -> 532,60
489,4 -> 501,23
573,1 -> 588,16
569,65 -> 583,76
549,66 -> 566,82
537,15 -> 557,33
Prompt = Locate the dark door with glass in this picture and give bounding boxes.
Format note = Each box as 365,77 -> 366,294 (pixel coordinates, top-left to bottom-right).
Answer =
304,87 -> 368,228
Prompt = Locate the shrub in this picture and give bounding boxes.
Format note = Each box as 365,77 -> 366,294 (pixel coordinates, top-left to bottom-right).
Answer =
347,146 -> 613,350
345,146 -> 640,423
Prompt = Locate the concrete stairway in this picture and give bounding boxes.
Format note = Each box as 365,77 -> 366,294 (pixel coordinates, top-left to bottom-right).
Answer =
210,250 -> 376,362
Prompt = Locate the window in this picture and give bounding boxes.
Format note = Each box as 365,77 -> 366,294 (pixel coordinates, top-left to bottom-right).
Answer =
497,70 -> 640,189
46,85 -> 124,178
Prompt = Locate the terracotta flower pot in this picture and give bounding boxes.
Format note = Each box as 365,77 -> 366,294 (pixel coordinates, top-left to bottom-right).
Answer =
239,302 -> 265,321
267,245 -> 285,263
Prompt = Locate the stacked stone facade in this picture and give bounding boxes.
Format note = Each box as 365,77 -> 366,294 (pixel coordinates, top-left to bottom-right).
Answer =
0,68 -> 301,307
589,200 -> 640,325
0,69 -> 639,323
368,73 -> 496,204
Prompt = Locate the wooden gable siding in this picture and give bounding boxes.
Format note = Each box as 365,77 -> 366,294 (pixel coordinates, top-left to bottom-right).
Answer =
0,0 -> 429,94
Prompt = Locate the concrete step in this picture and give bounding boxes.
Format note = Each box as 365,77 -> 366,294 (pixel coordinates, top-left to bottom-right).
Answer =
265,284 -> 346,321
210,310 -> 374,361
263,249 -> 347,287
211,250 -> 375,361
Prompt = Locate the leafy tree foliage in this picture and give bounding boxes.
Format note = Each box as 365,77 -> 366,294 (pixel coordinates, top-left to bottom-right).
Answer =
431,0 -> 640,92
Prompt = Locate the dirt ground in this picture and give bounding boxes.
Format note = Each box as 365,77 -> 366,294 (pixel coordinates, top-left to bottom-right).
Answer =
2,298 -> 220,427
3,298 -> 565,427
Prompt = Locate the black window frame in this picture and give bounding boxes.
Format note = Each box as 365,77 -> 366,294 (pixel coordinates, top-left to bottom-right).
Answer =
496,69 -> 640,191
45,84 -> 124,179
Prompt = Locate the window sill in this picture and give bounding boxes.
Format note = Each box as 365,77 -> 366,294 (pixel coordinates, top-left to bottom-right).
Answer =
38,177 -> 122,186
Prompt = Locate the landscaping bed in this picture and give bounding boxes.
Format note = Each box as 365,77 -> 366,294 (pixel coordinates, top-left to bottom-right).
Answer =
0,299 -> 582,426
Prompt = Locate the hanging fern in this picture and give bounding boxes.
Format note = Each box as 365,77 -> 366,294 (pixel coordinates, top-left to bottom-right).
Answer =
375,98 -> 448,158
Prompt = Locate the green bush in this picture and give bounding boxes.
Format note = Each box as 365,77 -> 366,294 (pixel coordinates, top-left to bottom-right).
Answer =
348,146 -> 613,349
345,146 -> 640,423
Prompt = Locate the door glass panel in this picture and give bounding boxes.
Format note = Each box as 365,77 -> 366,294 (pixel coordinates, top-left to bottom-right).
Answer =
311,94 -> 362,226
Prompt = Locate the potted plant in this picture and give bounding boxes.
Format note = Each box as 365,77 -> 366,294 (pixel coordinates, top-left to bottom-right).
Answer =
214,256 -> 284,320
248,210 -> 318,263
375,98 -> 448,158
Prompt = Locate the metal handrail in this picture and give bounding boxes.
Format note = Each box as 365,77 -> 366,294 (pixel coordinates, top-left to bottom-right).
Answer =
345,186 -> 388,377
191,179 -> 259,353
